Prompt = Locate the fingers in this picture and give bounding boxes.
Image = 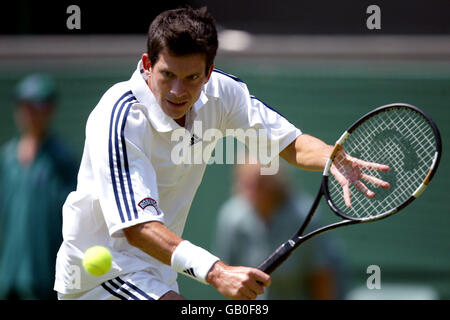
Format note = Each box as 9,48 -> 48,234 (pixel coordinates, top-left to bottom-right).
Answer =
354,180 -> 374,199
331,150 -> 391,208
237,269 -> 270,300
253,269 -> 271,287
343,184 -> 351,208
330,164 -> 352,207
350,156 -> 390,172
335,146 -> 390,173
345,177 -> 392,208
361,173 -> 391,189
211,263 -> 271,300
331,164 -> 389,208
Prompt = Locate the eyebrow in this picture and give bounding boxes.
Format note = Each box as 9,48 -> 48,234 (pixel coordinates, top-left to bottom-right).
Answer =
160,68 -> 201,78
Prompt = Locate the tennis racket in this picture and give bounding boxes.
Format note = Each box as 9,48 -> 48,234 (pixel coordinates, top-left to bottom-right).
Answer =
257,103 -> 442,275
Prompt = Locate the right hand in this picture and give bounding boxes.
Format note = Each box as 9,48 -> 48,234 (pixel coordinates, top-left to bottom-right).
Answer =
206,261 -> 271,300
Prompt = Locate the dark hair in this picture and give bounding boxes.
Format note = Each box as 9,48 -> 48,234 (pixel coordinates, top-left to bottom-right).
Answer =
147,7 -> 218,74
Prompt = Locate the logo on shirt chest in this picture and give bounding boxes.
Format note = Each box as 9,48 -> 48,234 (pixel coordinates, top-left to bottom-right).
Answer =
170,120 -> 281,175
138,197 -> 162,215
190,133 -> 201,146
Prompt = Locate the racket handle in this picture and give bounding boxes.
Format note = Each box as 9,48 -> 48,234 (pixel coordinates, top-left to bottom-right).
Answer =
257,241 -> 294,275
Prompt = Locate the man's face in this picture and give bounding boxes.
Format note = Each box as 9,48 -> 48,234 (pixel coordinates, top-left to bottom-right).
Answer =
144,50 -> 213,126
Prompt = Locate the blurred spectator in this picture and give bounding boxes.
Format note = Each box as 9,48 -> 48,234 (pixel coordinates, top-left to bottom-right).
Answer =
213,161 -> 348,299
0,74 -> 78,299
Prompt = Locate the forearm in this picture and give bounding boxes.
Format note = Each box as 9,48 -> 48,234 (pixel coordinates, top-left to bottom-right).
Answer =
280,134 -> 334,171
123,221 -> 182,265
124,221 -> 220,284
124,221 -> 270,299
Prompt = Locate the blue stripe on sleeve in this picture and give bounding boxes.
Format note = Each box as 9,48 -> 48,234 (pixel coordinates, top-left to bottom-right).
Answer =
250,95 -> 285,118
108,90 -> 142,224
120,103 -> 139,220
108,91 -> 133,223
113,96 -> 137,222
213,68 -> 285,118
212,68 -> 244,83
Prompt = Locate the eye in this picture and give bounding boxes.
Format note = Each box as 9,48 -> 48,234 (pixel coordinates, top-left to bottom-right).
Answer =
187,74 -> 199,81
162,71 -> 174,78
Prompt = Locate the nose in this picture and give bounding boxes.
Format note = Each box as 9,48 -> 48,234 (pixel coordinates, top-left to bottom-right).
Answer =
170,78 -> 186,97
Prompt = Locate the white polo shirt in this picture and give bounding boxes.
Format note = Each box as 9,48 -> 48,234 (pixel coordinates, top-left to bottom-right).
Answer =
54,60 -> 302,295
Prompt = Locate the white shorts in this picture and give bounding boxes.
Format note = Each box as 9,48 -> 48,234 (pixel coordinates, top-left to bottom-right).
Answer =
58,270 -> 179,300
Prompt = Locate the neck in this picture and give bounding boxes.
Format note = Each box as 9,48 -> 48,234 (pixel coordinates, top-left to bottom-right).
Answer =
175,115 -> 186,127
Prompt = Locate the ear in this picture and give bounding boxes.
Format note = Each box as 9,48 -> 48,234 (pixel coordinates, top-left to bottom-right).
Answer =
142,53 -> 152,71
205,64 -> 214,83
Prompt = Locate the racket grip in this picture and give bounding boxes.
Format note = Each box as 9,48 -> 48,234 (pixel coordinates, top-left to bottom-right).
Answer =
257,241 -> 294,275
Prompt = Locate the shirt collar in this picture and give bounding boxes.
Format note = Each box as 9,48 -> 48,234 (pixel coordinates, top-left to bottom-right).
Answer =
130,60 -> 209,132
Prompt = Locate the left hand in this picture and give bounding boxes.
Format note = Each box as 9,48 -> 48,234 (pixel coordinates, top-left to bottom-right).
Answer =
330,146 -> 391,208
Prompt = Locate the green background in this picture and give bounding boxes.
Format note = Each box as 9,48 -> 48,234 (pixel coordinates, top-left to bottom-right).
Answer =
1,54 -> 448,299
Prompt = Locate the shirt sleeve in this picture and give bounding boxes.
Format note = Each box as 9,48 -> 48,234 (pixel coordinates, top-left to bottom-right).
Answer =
219,75 -> 302,165
88,100 -> 165,237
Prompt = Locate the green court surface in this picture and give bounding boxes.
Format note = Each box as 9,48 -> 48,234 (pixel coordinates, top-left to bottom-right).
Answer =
1,54 -> 449,299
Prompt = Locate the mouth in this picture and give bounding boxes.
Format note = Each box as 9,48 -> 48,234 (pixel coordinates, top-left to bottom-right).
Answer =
166,99 -> 188,108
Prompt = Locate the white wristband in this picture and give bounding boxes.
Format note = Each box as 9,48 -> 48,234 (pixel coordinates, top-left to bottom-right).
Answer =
171,240 -> 220,285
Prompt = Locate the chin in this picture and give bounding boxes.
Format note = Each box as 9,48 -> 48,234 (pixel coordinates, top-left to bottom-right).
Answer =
165,105 -> 191,120
167,109 -> 186,119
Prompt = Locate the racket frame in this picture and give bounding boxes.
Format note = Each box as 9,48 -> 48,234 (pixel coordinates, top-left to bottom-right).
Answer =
257,103 -> 442,275
324,103 -> 442,222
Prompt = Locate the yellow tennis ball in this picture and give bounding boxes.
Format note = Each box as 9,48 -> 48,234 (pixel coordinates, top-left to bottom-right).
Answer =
82,246 -> 112,276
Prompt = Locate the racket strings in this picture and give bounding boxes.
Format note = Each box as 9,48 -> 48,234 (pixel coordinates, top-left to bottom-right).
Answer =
329,108 -> 436,219
349,114 -> 432,216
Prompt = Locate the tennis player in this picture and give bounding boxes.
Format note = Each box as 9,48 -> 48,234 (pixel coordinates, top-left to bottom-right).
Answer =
54,7 -> 388,300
